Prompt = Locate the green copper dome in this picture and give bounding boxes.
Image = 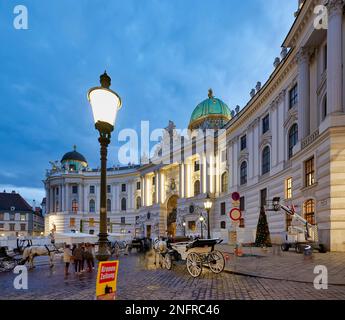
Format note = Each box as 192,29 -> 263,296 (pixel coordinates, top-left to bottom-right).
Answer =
189,90 -> 231,130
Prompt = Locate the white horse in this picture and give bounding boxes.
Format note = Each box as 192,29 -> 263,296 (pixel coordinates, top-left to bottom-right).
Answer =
20,245 -> 58,269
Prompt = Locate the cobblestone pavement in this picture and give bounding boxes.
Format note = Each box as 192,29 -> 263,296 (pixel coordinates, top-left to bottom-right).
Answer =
217,244 -> 345,285
1,251 -> 345,300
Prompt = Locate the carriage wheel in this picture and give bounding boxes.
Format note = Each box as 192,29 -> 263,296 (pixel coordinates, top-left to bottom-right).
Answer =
186,253 -> 202,278
0,259 -> 15,272
164,254 -> 172,270
208,251 -> 225,274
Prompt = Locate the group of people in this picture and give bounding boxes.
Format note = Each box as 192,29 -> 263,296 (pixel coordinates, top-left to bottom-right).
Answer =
63,243 -> 95,276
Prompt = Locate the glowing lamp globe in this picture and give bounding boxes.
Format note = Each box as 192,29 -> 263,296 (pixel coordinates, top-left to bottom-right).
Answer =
204,194 -> 213,210
87,71 -> 122,133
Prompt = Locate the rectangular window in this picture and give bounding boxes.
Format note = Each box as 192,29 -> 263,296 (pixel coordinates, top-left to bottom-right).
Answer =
69,218 -> 75,227
240,197 -> 245,211
90,186 -> 95,194
0,223 -> 4,229
305,157 -> 315,187
121,184 -> 126,192
152,176 -> 156,186
262,114 -> 270,134
107,185 -> 111,193
56,187 -> 59,195
9,223 -> 15,231
220,202 -> 226,216
137,181 -> 141,190
194,160 -> 200,172
20,214 -> 26,221
89,218 -> 95,227
20,224 -> 26,231
0,213 -> 4,221
10,213 -> 15,221
121,217 -> 126,224
289,84 -> 298,109
188,221 -> 196,231
286,178 -> 292,199
72,186 -> 78,194
240,135 -> 247,151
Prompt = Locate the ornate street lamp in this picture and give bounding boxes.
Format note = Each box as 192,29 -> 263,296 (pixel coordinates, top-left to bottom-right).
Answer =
199,216 -> 205,239
87,71 -> 122,261
204,193 -> 213,239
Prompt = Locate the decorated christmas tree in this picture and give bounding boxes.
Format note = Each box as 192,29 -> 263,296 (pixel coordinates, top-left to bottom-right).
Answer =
255,207 -> 272,247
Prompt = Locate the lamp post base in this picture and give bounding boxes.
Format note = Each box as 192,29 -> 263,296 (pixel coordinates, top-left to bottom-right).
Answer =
96,233 -> 111,261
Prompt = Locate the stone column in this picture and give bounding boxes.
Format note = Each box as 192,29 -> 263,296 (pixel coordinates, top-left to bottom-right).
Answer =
184,163 -> 189,198
46,187 -> 50,214
232,138 -> 239,188
65,184 -> 69,213
205,155 -> 211,194
200,153 -> 205,194
157,171 -> 161,204
60,184 -> 63,212
78,184 -> 82,214
327,0 -> 344,114
49,187 -> 55,212
297,47 -> 311,140
140,177 -> 145,207
178,165 -> 184,198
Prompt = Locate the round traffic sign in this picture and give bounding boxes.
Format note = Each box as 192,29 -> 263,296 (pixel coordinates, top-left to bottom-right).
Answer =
231,192 -> 240,202
229,208 -> 242,221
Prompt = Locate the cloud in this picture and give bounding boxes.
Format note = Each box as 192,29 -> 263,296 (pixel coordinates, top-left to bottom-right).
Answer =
0,185 -> 45,205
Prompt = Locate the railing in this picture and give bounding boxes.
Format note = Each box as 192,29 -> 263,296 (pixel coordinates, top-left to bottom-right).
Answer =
301,129 -> 319,149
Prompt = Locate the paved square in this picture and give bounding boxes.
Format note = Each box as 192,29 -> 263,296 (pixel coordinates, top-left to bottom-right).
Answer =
1,252 -> 345,300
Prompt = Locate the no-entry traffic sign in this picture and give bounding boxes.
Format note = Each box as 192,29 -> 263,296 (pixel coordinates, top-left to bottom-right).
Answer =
229,208 -> 242,221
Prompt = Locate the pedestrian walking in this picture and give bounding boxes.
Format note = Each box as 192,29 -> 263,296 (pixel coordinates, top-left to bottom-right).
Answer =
73,244 -> 83,275
63,244 -> 73,276
85,243 -> 94,272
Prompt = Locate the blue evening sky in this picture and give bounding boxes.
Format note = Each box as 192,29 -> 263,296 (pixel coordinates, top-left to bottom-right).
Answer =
0,0 -> 297,204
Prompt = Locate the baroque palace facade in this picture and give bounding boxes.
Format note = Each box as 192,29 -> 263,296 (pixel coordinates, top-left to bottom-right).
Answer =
44,0 -> 345,251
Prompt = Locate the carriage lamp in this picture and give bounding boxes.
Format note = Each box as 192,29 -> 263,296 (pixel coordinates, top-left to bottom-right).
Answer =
204,193 -> 213,239
87,71 -> 122,261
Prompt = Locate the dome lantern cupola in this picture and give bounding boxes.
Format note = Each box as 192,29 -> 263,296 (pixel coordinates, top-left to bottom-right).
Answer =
61,145 -> 88,171
188,89 -> 232,130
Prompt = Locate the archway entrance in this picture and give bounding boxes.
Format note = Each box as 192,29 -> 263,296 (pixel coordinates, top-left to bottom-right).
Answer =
167,195 -> 178,237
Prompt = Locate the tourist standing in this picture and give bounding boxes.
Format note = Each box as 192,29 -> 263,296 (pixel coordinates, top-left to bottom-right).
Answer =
73,244 -> 83,275
63,244 -> 72,276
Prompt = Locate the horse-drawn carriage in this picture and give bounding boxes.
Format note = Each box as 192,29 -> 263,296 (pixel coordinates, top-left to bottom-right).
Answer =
154,238 -> 225,278
0,246 -> 22,272
127,237 -> 152,253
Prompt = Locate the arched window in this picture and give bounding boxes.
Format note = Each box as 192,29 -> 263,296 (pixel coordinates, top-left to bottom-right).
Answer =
288,124 -> 298,159
262,146 -> 271,175
322,94 -> 327,120
136,196 -> 141,210
220,221 -> 226,229
304,199 -> 316,225
194,180 -> 201,196
121,198 -> 126,211
72,199 -> 78,213
240,161 -> 248,185
89,199 -> 95,213
221,172 -> 228,193
107,199 -> 111,212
